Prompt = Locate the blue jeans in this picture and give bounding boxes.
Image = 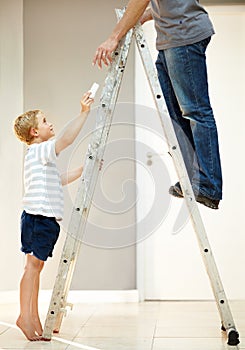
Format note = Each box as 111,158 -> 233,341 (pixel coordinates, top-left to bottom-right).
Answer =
156,37 -> 222,200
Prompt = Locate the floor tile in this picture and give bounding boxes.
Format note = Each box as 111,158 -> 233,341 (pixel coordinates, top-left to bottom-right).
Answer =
85,315 -> 156,327
156,310 -> 220,327
152,337 -> 230,350
0,300 -> 243,350
70,337 -> 153,350
0,326 -> 9,336
0,328 -> 67,349
155,325 -> 222,338
76,324 -> 155,338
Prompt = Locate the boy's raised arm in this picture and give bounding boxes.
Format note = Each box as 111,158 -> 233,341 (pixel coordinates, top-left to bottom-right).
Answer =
55,92 -> 93,155
61,166 -> 83,186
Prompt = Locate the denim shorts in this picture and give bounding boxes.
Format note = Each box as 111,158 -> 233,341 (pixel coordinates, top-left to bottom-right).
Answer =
20,211 -> 60,261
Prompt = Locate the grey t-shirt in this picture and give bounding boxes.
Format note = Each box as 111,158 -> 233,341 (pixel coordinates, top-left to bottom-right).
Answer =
150,0 -> 215,50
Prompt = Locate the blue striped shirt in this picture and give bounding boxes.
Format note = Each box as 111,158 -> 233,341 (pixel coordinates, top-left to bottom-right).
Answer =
23,140 -> 63,220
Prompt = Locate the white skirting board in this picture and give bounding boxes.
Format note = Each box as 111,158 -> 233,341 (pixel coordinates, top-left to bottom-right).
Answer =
0,290 -> 139,304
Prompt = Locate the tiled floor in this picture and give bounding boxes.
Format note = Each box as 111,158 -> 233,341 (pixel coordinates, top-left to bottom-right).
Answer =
0,300 -> 244,350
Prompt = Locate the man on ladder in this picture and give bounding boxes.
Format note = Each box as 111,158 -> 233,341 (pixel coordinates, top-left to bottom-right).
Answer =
93,0 -> 222,210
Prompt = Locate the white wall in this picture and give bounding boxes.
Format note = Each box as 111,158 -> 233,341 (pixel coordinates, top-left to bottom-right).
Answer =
0,0 -> 136,292
0,0 -> 24,291
135,6 -> 245,299
23,0 -> 136,291
1,0 -> 244,300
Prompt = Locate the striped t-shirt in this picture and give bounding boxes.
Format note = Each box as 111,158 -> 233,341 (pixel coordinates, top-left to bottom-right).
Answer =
23,140 -> 64,220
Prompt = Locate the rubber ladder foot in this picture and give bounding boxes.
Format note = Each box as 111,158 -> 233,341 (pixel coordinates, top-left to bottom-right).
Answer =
227,329 -> 240,346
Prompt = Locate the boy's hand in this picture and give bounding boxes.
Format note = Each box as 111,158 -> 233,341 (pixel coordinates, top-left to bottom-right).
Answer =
80,92 -> 94,113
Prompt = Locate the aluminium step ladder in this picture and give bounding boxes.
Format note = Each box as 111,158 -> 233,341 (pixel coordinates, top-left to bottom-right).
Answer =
42,9 -> 240,346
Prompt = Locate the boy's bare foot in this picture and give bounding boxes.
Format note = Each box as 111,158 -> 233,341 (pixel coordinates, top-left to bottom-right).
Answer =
16,316 -> 43,341
32,316 -> 43,336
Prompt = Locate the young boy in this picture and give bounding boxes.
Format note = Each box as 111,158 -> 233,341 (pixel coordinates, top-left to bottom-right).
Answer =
13,91 -> 94,341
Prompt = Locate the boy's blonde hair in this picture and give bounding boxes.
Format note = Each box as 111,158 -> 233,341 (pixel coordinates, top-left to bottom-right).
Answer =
14,110 -> 41,144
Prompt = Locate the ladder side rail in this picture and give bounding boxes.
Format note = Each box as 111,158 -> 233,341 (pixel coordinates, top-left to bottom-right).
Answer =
52,239 -> 82,334
43,28 -> 134,340
80,27 -> 134,216
65,24 -> 134,232
133,24 -> 238,342
51,238 -> 81,334
42,235 -> 81,338
46,29 -> 135,334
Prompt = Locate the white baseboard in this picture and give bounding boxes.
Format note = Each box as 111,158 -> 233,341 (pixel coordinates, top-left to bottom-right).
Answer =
0,290 -> 139,304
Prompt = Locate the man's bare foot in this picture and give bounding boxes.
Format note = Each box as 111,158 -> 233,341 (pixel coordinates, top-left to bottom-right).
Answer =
16,316 -> 43,341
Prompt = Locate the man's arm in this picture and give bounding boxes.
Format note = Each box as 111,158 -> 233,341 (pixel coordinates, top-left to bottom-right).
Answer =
140,7 -> 153,25
55,92 -> 93,155
93,0 -> 150,69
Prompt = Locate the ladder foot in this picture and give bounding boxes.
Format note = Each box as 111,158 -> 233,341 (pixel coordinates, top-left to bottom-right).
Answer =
221,323 -> 226,332
227,328 -> 240,346
41,337 -> 51,342
41,334 -> 52,341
